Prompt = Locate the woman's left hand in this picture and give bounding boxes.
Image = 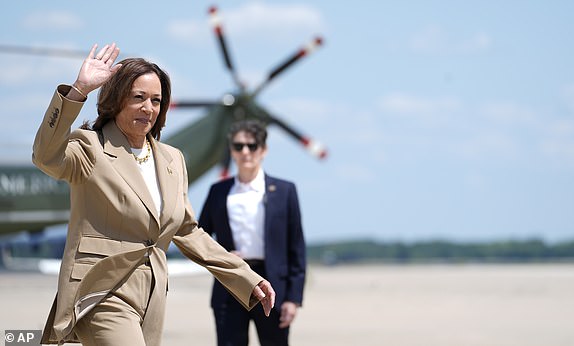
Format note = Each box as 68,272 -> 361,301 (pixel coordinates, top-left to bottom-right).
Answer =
252,280 -> 275,316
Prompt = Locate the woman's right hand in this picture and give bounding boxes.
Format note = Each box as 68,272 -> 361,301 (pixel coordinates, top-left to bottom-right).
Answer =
72,43 -> 122,97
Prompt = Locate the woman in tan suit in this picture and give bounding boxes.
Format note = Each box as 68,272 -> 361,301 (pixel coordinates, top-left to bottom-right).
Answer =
33,43 -> 275,346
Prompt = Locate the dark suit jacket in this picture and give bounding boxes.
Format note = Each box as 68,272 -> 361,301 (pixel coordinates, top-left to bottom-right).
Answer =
199,174 -> 306,311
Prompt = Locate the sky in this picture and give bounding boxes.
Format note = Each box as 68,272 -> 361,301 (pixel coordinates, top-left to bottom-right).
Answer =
1,0 -> 573,244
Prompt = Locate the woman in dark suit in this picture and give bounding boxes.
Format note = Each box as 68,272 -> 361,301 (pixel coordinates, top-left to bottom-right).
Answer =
199,120 -> 306,346
33,43 -> 274,346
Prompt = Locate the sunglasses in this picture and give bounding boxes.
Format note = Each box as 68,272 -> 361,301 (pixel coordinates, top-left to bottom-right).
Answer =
231,142 -> 259,152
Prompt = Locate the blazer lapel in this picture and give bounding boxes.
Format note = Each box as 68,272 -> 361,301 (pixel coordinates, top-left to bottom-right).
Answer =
215,179 -> 235,250
102,122 -> 160,227
150,139 -> 179,230
264,175 -> 278,235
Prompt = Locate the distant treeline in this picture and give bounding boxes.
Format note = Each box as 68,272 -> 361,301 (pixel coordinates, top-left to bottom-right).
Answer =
3,237 -> 574,265
307,239 -> 574,264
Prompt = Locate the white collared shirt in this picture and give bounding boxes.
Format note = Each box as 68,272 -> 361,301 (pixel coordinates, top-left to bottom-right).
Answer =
227,169 -> 265,259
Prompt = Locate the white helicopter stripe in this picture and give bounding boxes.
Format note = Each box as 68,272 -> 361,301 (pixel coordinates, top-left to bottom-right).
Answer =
0,210 -> 70,222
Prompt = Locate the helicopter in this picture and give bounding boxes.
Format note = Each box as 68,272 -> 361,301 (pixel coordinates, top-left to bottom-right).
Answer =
0,5 -> 327,239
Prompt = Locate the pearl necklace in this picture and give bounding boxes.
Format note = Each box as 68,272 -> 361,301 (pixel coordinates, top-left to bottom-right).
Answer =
133,140 -> 151,164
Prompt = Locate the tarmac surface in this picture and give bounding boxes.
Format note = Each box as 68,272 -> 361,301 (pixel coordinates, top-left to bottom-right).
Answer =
1,263 -> 573,345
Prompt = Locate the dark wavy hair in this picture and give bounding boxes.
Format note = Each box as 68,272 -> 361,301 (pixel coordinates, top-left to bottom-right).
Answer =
81,58 -> 171,140
227,119 -> 268,147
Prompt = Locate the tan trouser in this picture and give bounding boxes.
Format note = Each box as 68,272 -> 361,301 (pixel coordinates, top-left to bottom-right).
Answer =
75,266 -> 153,346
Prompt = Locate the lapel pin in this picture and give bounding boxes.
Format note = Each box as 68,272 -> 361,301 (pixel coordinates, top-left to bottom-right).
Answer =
167,167 -> 173,175
268,184 -> 276,192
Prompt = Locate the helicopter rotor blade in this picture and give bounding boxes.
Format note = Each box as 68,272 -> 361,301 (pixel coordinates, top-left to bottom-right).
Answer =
208,6 -> 243,90
170,101 -> 222,109
0,44 -> 88,59
252,36 -> 323,97
170,93 -> 237,109
267,114 -> 327,160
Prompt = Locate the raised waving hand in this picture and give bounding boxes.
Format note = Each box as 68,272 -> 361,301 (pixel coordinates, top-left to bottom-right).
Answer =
69,43 -> 122,100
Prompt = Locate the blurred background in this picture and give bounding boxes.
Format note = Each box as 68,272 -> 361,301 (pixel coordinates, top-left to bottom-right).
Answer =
1,0 -> 573,258
1,2 -> 574,345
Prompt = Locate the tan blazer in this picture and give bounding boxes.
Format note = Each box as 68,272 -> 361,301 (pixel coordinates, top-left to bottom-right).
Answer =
33,85 -> 263,345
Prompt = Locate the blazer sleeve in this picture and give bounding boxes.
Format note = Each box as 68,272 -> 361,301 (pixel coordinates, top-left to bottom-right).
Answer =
32,85 -> 95,184
171,150 -> 262,310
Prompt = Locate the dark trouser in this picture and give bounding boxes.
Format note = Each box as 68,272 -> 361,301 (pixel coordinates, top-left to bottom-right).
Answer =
213,261 -> 289,346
